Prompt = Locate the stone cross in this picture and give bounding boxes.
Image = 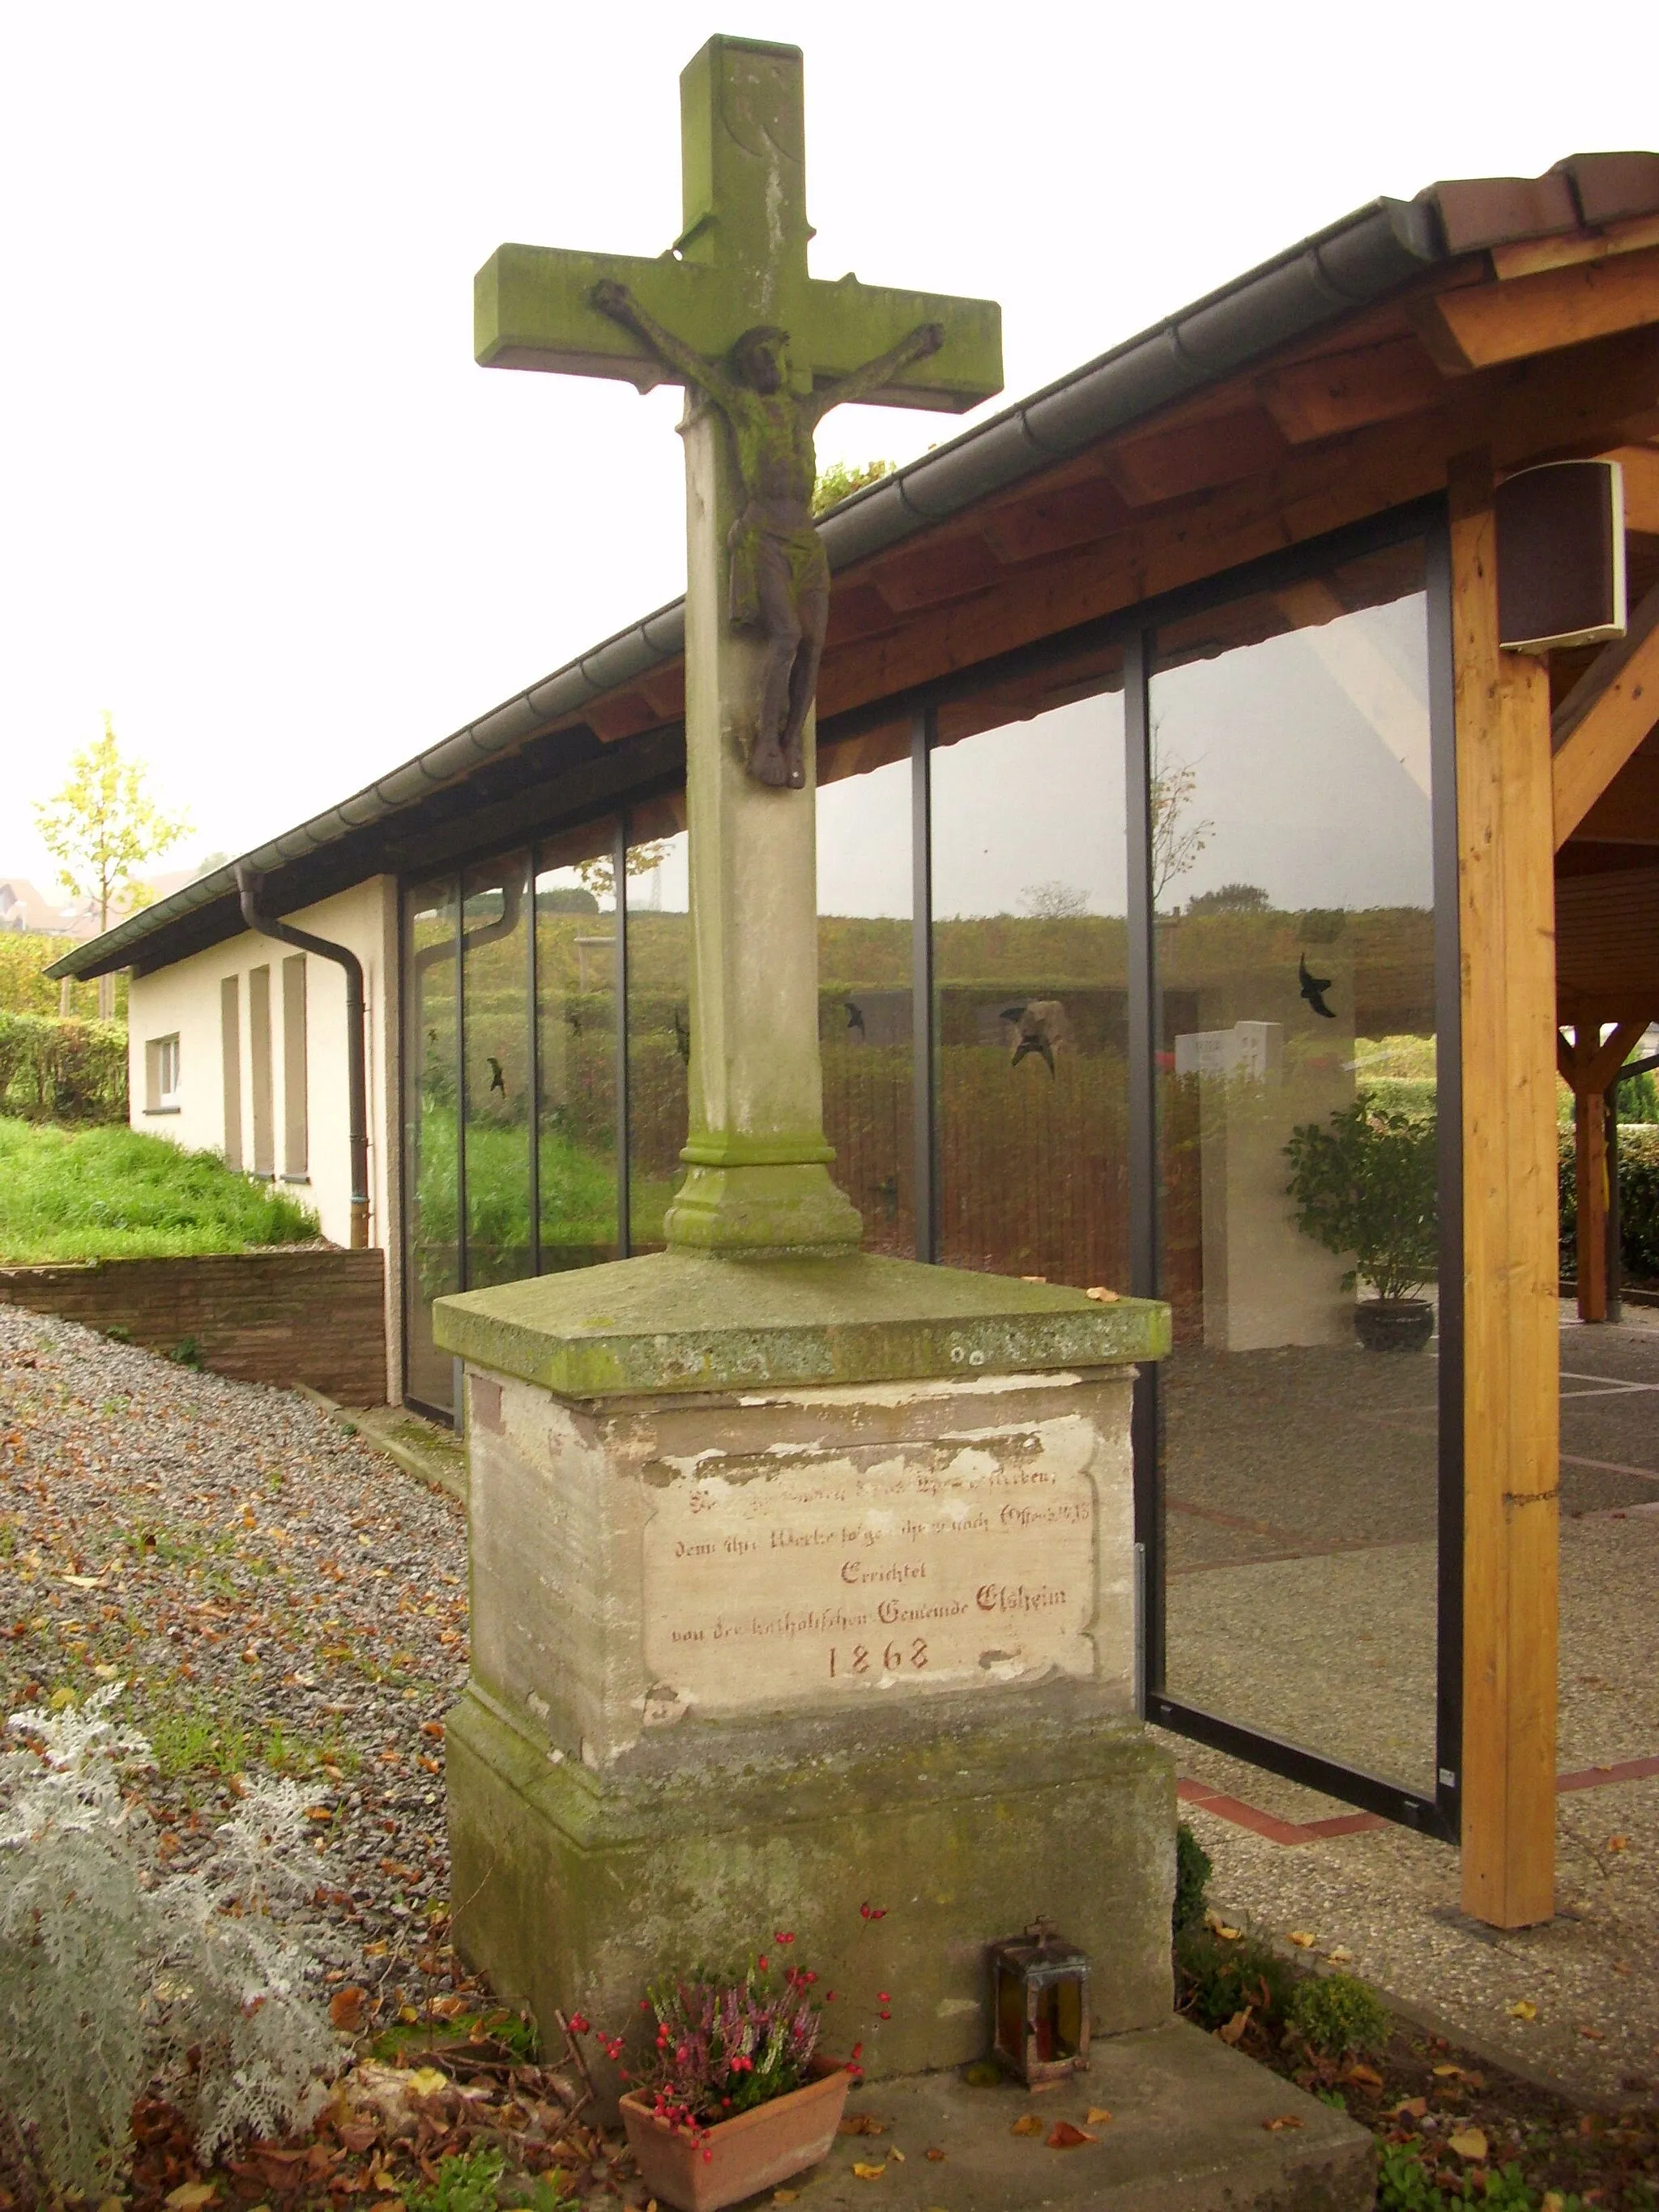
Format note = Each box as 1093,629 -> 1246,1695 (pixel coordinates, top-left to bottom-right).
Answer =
475,34 -> 1001,1255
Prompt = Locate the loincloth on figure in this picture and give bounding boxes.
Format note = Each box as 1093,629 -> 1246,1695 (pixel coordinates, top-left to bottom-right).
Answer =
727,501 -> 830,630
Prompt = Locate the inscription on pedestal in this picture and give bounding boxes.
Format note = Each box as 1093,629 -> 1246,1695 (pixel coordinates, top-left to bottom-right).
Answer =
641,1426 -> 1098,1718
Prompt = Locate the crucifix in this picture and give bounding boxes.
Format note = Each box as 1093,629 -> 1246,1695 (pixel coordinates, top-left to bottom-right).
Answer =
475,34 -> 1002,1254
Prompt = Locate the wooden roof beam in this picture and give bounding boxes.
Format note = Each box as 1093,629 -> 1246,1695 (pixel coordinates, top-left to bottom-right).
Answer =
1419,245 -> 1659,372
1552,580 -> 1659,846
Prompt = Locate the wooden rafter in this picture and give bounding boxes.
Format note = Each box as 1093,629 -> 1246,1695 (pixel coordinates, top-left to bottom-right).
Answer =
1552,581 -> 1659,846
1419,245 -> 1659,372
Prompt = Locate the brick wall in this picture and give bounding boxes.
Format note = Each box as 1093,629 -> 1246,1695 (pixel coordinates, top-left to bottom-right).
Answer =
0,1250 -> 388,1404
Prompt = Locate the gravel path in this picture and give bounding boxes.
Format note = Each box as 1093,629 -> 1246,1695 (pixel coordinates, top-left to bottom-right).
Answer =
0,1302 -> 470,2014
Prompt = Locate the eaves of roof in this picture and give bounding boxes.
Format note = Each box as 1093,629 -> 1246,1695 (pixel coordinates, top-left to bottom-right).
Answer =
49,150 -> 1659,982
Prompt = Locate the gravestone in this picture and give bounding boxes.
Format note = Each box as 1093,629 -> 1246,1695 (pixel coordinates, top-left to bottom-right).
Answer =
437,33 -> 1174,2079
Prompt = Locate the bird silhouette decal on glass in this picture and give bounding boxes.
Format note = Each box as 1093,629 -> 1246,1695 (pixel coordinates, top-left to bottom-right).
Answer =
844,998 -> 866,1040
1001,1001 -> 1060,1076
1298,955 -> 1337,1020
487,1055 -> 506,1095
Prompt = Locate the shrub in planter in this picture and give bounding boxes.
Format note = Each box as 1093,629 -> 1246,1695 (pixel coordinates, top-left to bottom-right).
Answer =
1285,1098 -> 1437,1346
593,1947 -> 854,2212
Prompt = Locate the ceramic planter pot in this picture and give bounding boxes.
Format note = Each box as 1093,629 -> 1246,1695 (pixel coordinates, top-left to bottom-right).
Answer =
1353,1297 -> 1434,1353
619,2058 -> 852,2212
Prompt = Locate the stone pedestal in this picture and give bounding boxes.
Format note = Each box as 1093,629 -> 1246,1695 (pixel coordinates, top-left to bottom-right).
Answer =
437,1251 -> 1172,2079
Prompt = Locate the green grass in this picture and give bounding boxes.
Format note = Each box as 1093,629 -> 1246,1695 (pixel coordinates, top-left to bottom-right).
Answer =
0,1117 -> 320,1262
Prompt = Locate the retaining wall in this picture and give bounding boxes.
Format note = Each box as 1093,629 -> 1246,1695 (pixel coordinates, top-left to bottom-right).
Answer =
0,1248 -> 387,1404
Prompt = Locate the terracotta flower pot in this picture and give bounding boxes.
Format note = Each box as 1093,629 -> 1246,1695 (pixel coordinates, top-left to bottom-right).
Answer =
1353,1297 -> 1435,1353
618,2058 -> 852,2212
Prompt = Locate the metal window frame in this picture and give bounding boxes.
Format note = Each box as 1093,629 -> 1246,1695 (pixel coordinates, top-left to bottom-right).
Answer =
907,493 -> 1461,1841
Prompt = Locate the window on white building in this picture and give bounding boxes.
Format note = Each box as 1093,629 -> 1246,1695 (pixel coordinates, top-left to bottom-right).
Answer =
145,1034 -> 181,1112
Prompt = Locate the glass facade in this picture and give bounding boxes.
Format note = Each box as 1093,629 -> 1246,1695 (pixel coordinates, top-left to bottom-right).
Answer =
1148,541 -> 1444,1797
398,510 -> 1456,1829
930,686 -> 1128,1285
818,739 -> 915,1259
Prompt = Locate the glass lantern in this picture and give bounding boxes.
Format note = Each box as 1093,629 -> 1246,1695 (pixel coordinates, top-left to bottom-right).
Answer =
988,1919 -> 1090,2085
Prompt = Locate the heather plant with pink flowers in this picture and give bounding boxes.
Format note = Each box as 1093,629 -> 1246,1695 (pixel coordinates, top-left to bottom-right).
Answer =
633,1937 -> 824,2133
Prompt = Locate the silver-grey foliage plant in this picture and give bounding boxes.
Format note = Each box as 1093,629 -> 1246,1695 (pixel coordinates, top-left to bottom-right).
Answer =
0,1681 -> 338,2195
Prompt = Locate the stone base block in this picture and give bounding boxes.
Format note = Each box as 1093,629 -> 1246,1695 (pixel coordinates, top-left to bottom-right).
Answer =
447,1686 -> 1175,2081
806,2021 -> 1377,2210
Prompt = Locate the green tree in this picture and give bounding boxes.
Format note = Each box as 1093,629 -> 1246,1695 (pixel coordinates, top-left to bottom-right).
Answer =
811,456 -> 894,516
34,716 -> 190,934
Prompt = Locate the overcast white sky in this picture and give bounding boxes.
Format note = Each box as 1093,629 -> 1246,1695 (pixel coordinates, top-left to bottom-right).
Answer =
2,0 -> 1654,891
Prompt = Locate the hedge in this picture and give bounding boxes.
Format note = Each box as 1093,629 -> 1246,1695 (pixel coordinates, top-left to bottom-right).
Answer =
0,1011 -> 128,1123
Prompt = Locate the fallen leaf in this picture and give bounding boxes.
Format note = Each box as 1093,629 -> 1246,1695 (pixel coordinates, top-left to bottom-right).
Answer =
1217,2006 -> 1252,2047
774,2193 -> 799,2205
1608,1835 -> 1629,1852
1506,2000 -> 1537,2021
1085,1286 -> 1120,1302
1326,1945 -> 1354,1963
166,2189 -> 218,2210
1011,2115 -> 1045,2137
1390,2098 -> 1428,2120
888,2150 -> 905,2164
1579,2026 -> 1607,2043
363,1940 -> 389,1959
1205,1912 -> 1241,1941
1343,2064 -> 1384,2090
61,1573 -> 104,1589
924,2148 -> 946,2161
330,1986 -> 366,2032
404,2068 -> 448,2096
398,2005 -> 420,2025
1286,1931 -> 1316,1949
1432,2064 -> 1465,2080
1448,2128 -> 1489,2162
1046,2122 -> 1094,2149
1085,2108 -> 1113,2125
850,2162 -> 885,2181
962,2061 -> 1001,2088
1263,2116 -> 1304,2133
839,2116 -> 887,2137
92,1663 -> 120,1681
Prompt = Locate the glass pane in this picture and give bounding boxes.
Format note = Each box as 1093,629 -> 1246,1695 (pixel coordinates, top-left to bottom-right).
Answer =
818,736 -> 914,1259
1150,539 -> 1439,1794
535,826 -> 621,1271
930,679 -> 1129,1286
626,815 -> 690,1251
462,856 -> 532,1292
403,875 -> 458,1414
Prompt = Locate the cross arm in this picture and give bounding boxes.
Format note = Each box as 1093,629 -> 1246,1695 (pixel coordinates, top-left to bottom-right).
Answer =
476,244 -> 727,389
797,276 -> 1002,413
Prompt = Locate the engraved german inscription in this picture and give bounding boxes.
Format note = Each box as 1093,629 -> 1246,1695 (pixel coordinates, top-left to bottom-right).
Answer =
641,1425 -> 1096,1718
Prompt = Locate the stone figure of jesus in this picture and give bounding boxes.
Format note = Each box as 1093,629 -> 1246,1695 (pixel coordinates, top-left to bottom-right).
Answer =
593,279 -> 944,789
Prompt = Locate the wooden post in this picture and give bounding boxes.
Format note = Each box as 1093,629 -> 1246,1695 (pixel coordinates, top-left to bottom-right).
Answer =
1555,1019 -> 1646,1323
1576,1039 -> 1609,1324
1451,450 -> 1559,1929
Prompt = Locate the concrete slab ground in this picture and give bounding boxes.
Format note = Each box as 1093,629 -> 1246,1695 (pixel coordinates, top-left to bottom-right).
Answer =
795,2021 -> 1374,2210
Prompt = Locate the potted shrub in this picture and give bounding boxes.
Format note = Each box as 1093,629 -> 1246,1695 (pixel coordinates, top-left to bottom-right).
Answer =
601,1946 -> 855,2212
1284,1100 -> 1438,1350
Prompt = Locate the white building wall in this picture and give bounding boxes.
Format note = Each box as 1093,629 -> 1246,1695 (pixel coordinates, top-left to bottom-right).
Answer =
126,877 -> 403,1400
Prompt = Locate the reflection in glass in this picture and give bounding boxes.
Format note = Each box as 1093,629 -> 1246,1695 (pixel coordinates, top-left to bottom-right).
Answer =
462,857 -> 531,1291
625,819 -> 690,1251
1150,542 -> 1440,1793
535,826 -> 621,1270
404,875 -> 458,1413
929,685 -> 1129,1285
817,740 -> 914,1258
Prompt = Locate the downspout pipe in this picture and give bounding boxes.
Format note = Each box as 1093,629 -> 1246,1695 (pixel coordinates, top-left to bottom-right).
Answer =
236,863 -> 370,1251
